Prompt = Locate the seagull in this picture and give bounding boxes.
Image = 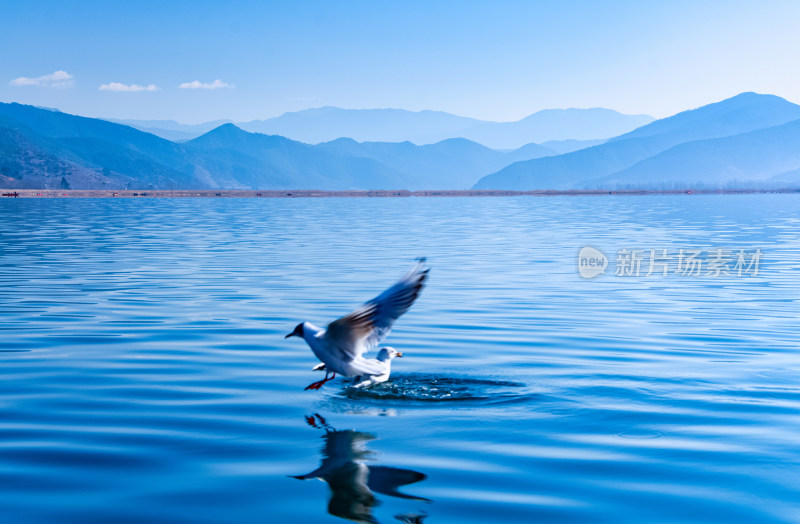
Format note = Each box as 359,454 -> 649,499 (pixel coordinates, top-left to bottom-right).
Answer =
285,259 -> 429,390
350,347 -> 402,389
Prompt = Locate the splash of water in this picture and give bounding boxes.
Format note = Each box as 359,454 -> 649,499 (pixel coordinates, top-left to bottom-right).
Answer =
340,374 -> 527,402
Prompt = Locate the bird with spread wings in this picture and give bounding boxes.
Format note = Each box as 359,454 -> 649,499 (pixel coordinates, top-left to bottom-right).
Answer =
285,259 -> 429,390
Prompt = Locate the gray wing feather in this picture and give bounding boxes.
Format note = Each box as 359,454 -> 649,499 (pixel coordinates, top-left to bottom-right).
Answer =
324,259 -> 429,361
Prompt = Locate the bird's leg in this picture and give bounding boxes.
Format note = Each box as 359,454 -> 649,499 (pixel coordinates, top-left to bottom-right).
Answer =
304,413 -> 332,430
304,370 -> 335,390
304,373 -> 326,390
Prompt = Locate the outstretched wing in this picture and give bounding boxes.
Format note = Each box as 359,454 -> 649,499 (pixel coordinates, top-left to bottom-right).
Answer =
324,259 -> 429,361
367,465 -> 430,501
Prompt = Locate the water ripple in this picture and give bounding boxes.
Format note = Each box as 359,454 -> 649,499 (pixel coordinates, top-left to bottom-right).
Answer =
1,196 -> 800,523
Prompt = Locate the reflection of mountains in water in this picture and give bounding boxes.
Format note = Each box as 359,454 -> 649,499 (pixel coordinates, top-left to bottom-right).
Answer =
293,414 -> 429,524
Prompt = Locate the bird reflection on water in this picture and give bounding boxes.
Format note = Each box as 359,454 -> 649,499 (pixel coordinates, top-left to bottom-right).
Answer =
293,414 -> 430,524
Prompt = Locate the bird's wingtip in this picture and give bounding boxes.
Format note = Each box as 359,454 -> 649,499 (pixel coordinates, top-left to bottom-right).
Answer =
412,258 -> 430,281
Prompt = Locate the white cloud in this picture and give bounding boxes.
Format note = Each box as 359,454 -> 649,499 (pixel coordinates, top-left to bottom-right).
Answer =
178,79 -> 234,90
99,82 -> 158,92
10,70 -> 74,88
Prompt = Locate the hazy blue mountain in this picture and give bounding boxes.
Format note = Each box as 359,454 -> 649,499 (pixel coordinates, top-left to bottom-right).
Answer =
237,106 -> 652,148
474,92 -> 800,190
459,108 -> 652,149
608,92 -> 797,142
185,124 -> 413,190
316,137 -> 555,189
594,118 -> 800,189
5,104 -> 548,190
0,103 -> 559,190
8,96 -> 799,192
503,142 -> 558,162
106,118 -> 232,141
189,127 -> 555,190
111,118 -> 232,132
102,106 -> 653,149
119,127 -> 198,142
0,105 -> 418,190
770,166 -> 800,187
238,107 -> 484,145
0,103 -> 205,189
540,138 -> 606,154
0,125 -> 98,188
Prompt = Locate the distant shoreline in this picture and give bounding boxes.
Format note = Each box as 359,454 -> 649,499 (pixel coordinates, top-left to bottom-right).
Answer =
3,188 -> 800,198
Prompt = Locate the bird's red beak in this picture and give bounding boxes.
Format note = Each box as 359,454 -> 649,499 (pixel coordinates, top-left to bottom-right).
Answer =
396,352 -> 404,357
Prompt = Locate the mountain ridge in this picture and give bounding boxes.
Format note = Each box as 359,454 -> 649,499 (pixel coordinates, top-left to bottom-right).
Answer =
6,93 -> 800,192
473,92 -> 800,190
0,104 -> 559,190
594,117 -> 800,189
114,106 -> 653,148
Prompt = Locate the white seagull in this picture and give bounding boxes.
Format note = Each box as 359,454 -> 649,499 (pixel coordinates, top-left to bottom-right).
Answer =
285,259 -> 429,390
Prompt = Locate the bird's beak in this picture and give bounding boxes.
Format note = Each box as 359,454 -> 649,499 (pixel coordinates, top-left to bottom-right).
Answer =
285,333 -> 294,339
396,352 -> 404,357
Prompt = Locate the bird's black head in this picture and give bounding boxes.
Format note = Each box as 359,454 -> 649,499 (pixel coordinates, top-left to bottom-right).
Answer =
285,323 -> 305,339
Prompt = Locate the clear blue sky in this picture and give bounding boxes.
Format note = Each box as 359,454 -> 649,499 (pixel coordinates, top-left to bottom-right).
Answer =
2,0 -> 800,123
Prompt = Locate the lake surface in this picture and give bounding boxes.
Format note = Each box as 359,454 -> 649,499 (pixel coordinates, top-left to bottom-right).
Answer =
1,195 -> 800,523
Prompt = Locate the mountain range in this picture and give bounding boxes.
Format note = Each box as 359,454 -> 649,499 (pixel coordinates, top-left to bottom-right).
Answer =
0,103 -> 199,190
0,103 -> 557,190
107,118 -> 233,142
3,92 -> 800,192
474,92 -> 800,190
115,106 -> 652,149
597,118 -> 800,189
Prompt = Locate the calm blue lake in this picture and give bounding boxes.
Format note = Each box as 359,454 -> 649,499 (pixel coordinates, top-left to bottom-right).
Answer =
1,195 -> 800,523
